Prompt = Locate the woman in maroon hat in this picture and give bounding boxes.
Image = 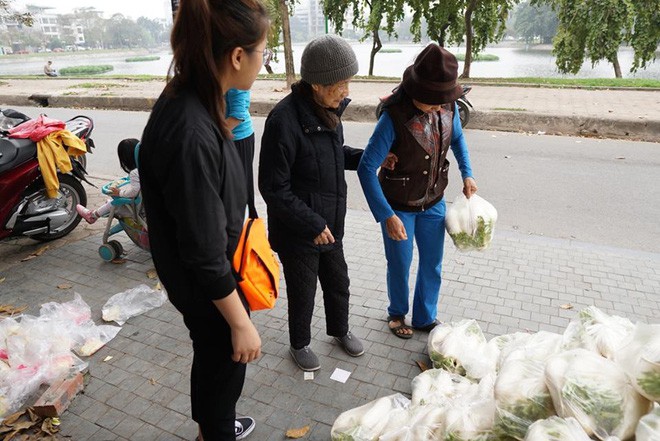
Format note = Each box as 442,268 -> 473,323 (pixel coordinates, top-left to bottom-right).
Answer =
357,44 -> 478,338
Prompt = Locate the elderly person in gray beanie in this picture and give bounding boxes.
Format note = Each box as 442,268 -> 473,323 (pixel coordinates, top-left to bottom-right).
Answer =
258,34 -> 364,372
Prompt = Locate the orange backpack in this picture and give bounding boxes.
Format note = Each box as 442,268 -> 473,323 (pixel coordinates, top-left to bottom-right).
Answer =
233,206 -> 280,311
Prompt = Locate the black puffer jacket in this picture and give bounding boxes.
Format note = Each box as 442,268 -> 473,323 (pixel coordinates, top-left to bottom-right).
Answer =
258,83 -> 362,254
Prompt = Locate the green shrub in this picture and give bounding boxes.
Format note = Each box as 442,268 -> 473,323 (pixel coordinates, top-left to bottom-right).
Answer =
380,48 -> 402,53
454,53 -> 499,62
59,65 -> 114,75
125,56 -> 160,62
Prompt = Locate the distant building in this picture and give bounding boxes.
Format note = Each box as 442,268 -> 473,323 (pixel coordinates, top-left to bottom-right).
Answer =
26,5 -> 60,40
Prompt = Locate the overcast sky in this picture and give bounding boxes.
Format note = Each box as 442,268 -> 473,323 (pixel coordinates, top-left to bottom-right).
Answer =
14,0 -> 172,21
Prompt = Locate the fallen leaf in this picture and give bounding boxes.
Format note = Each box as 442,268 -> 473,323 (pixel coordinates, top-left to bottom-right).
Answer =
155,281 -> 162,291
57,283 -> 72,290
616,156 -> 626,160
1,409 -> 26,425
0,304 -> 27,316
286,425 -> 310,439
34,246 -> 49,256
0,277 -> 5,283
560,304 -> 574,310
504,155 -> 511,158
20,254 -> 37,262
41,417 -> 60,435
273,87 -> 284,92
415,360 -> 429,372
146,269 -> 158,279
149,378 -> 157,385
103,356 -> 113,362
111,258 -> 127,264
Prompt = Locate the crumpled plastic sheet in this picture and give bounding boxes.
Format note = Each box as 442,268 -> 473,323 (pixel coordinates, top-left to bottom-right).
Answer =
101,284 -> 167,325
0,293 -> 121,418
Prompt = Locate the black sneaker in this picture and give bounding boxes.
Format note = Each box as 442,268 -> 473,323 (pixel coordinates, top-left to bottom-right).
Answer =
235,416 -> 255,440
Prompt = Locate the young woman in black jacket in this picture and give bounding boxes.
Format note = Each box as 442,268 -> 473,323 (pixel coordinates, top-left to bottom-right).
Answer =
138,0 -> 268,439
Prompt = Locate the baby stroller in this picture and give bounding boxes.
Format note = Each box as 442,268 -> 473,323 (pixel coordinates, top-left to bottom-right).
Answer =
98,144 -> 149,262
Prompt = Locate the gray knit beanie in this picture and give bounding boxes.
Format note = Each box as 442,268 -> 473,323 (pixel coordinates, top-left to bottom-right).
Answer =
300,35 -> 359,85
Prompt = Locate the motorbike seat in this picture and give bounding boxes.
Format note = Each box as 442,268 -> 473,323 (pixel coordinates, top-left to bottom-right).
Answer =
0,137 -> 37,175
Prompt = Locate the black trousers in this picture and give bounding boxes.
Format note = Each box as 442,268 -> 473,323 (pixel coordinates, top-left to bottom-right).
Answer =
233,134 -> 255,211
279,246 -> 350,349
184,309 -> 246,441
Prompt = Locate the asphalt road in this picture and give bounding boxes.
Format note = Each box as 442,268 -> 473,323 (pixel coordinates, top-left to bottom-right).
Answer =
7,105 -> 660,253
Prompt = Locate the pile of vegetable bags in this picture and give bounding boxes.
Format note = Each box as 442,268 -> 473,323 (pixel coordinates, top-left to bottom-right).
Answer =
331,306 -> 659,440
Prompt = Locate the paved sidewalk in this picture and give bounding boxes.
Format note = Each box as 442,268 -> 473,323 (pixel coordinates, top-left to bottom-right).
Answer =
1,78 -> 659,142
0,177 -> 658,440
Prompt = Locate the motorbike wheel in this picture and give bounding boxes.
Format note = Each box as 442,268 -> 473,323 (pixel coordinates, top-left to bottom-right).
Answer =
29,174 -> 87,241
457,100 -> 470,128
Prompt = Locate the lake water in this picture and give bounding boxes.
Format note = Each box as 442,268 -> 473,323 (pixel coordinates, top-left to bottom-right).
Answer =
1,42 -> 658,79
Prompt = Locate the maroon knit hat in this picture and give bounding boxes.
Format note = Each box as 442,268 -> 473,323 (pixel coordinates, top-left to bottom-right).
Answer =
401,44 -> 462,105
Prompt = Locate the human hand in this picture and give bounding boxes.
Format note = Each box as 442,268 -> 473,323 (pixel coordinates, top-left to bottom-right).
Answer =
381,152 -> 398,170
463,177 -> 478,198
230,321 -> 262,364
313,226 -> 336,245
385,215 -> 407,241
109,185 -> 120,196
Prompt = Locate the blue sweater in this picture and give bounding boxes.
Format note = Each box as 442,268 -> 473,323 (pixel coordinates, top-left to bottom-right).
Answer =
358,103 -> 474,223
225,88 -> 253,141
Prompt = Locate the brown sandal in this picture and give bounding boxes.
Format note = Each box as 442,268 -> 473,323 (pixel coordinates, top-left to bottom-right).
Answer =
387,315 -> 413,339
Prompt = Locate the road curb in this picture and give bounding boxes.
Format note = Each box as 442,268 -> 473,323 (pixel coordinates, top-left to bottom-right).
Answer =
1,93 -> 658,143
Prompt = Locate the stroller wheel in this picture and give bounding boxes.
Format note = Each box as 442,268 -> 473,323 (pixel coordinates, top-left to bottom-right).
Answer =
99,243 -> 117,262
108,240 -> 124,257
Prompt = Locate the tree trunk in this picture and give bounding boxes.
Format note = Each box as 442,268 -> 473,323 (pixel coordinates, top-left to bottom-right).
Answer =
369,29 -> 382,77
460,0 -> 477,79
612,53 -> 622,78
279,0 -> 296,87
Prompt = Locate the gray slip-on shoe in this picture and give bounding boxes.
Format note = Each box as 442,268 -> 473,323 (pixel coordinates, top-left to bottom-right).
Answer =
335,331 -> 364,357
290,345 -> 321,371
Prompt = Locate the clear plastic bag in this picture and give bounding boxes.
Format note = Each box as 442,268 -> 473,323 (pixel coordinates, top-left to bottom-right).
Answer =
102,284 -> 167,325
562,306 -> 634,360
331,393 -> 410,441
614,323 -> 660,403
39,293 -> 92,326
545,348 -> 652,440
427,319 -> 498,380
636,405 -> 660,441
445,194 -> 498,251
493,357 -> 555,440
524,416 -> 592,441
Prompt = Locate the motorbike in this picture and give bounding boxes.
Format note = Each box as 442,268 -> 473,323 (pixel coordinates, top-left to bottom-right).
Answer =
376,85 -> 474,128
0,108 -> 95,242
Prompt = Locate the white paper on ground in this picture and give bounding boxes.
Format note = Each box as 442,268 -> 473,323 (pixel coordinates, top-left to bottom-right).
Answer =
330,368 -> 351,383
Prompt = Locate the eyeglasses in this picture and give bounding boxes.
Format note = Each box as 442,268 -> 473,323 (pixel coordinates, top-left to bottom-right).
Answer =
248,48 -> 270,66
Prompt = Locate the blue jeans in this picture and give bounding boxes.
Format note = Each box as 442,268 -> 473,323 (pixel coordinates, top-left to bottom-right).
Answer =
381,199 -> 446,328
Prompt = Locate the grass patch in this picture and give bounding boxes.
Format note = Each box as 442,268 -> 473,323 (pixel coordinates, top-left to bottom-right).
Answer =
0,81 -> 7,86
455,53 -> 499,61
380,48 -> 402,53
467,77 -> 660,88
125,56 -> 160,62
62,91 -> 79,95
494,107 -> 527,111
60,65 -> 114,75
68,82 -> 128,89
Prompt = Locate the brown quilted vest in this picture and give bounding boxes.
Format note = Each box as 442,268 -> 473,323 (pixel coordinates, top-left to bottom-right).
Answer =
378,98 -> 454,212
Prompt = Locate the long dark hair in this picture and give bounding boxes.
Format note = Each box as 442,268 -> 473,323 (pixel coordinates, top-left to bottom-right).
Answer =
166,0 -> 269,138
117,138 -> 139,173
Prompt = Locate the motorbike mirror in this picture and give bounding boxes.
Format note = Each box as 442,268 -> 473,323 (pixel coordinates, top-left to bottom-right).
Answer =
2,109 -> 30,122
